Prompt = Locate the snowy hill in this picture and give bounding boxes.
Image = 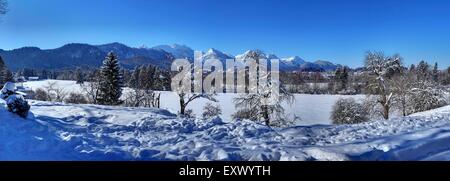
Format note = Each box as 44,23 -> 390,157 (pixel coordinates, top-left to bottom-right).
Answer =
1,98 -> 450,160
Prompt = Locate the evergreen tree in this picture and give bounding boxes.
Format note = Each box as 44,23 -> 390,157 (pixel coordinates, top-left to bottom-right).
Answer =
409,64 -> 416,72
0,55 -> 5,86
0,56 -> 13,87
334,66 -> 349,91
96,52 -> 123,105
75,67 -> 84,84
2,69 -> 13,83
417,60 -> 430,81
432,62 -> 439,82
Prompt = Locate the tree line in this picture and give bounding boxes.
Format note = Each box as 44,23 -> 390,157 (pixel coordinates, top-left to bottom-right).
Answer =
331,51 -> 449,124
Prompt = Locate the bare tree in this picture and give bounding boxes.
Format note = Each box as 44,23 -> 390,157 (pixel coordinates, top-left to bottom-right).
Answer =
82,70 -> 101,104
43,81 -> 67,102
171,59 -> 217,116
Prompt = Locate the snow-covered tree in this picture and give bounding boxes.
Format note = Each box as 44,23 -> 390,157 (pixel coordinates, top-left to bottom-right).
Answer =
391,73 -> 414,116
416,60 -> 430,81
232,51 -> 295,127
96,52 -> 123,105
331,98 -> 369,124
408,80 -> 447,113
202,103 -> 222,119
364,51 -> 402,120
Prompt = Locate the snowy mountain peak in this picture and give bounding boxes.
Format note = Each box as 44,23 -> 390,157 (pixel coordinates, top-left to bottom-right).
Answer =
282,56 -> 306,65
153,44 -> 194,59
203,48 -> 232,61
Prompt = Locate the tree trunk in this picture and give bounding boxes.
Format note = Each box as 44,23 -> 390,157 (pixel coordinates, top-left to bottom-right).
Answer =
180,98 -> 185,115
262,105 -> 270,126
383,104 -> 389,120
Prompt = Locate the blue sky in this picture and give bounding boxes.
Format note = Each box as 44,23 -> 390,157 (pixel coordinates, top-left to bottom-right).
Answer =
0,0 -> 449,68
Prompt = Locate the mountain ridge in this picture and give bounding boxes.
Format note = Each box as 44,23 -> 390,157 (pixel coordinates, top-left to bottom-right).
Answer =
0,42 -> 338,72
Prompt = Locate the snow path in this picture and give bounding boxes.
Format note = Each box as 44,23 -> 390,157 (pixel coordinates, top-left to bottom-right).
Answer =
1,99 -> 450,160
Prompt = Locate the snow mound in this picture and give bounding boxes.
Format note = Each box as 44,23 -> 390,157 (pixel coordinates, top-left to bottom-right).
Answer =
0,99 -> 449,160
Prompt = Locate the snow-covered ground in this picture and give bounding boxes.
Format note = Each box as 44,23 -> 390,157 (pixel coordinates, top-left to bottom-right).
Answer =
1,98 -> 450,161
23,80 -> 365,125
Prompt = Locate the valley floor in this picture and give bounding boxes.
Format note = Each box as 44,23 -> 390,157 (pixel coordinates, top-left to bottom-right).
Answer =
1,99 -> 450,160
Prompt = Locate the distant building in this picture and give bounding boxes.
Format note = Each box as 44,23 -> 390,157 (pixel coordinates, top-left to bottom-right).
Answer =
28,77 -> 40,81
15,76 -> 27,83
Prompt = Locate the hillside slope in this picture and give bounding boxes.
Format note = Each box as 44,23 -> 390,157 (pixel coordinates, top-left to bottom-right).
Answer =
0,100 -> 449,160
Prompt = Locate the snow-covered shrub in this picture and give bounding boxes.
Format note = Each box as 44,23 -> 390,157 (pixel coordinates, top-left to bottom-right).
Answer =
0,82 -> 30,118
181,109 -> 196,118
5,94 -> 30,118
331,98 -> 369,124
409,81 -> 447,113
33,88 -> 50,101
202,103 -> 222,119
65,93 -> 88,104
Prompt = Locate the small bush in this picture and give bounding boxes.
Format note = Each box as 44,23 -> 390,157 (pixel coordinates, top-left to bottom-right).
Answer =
64,93 -> 88,104
33,88 -> 50,101
202,103 -> 222,119
331,98 -> 369,124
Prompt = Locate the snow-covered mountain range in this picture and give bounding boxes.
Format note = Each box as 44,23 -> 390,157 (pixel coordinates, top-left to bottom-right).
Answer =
0,42 -> 338,72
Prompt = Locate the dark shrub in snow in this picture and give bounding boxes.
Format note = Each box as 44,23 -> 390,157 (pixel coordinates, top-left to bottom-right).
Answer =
5,95 -> 31,118
65,92 -> 88,104
202,103 -> 222,119
33,88 -> 50,101
331,98 -> 368,124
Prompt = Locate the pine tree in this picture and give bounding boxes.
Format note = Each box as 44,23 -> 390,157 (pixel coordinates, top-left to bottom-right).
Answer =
75,67 -> 84,84
432,62 -> 439,83
2,69 -> 13,83
334,66 -> 349,91
0,55 -> 13,87
0,56 -> 5,87
96,52 -> 123,105
417,60 -> 430,81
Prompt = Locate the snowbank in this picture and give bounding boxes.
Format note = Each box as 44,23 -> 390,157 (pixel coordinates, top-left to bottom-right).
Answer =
23,80 -> 365,125
0,99 -> 449,160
